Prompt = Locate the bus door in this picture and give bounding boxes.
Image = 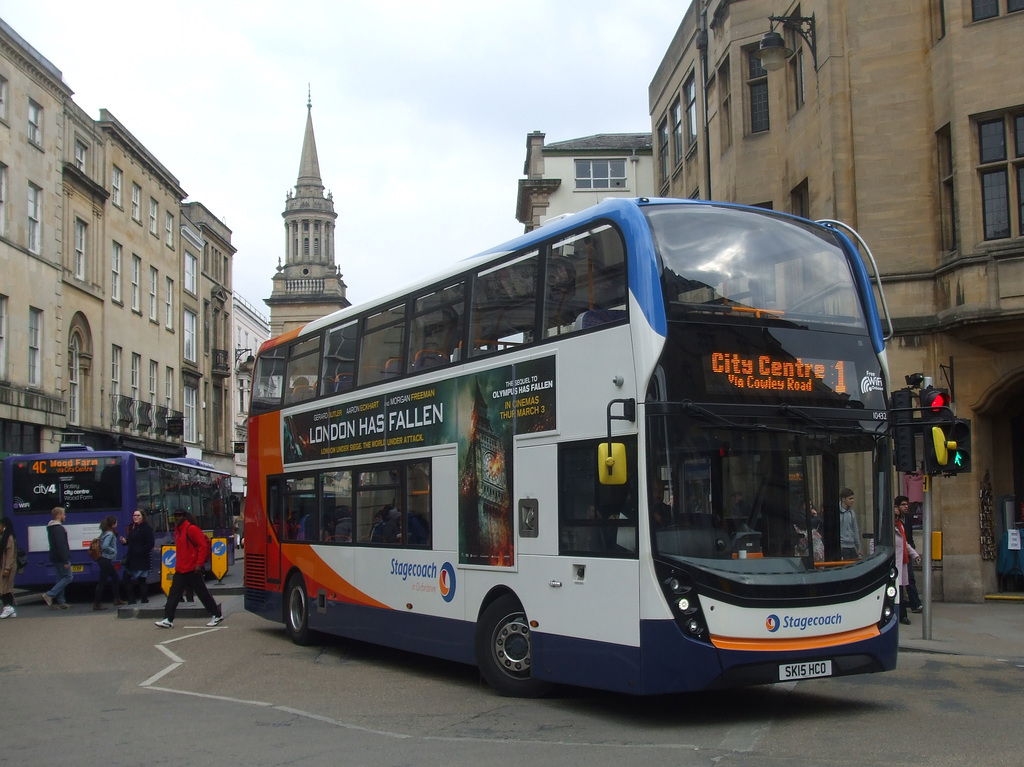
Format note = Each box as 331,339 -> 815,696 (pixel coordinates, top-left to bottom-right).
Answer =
266,478 -> 283,583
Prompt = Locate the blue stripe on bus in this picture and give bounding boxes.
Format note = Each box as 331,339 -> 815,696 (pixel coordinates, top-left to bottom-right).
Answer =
245,588 -> 897,694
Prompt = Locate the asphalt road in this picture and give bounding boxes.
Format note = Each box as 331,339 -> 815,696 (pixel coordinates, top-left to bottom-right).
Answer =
2,593 -> 1021,767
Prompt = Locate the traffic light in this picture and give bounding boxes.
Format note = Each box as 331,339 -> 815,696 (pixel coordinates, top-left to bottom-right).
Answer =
920,386 -> 952,474
947,418 -> 972,474
890,388 -> 916,473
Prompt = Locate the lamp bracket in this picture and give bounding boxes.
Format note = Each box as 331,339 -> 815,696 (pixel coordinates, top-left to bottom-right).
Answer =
768,13 -> 817,70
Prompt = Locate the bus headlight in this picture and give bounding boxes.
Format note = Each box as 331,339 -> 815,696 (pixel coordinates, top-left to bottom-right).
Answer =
677,597 -> 690,612
886,585 -> 897,599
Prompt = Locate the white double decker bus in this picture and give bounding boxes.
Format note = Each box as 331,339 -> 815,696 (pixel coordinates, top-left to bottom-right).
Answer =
243,197 -> 900,696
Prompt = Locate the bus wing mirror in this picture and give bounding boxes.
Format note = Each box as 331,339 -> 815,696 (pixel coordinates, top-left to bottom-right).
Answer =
598,442 -> 628,485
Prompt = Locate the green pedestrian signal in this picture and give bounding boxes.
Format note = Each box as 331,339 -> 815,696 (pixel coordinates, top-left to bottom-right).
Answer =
947,418 -> 972,474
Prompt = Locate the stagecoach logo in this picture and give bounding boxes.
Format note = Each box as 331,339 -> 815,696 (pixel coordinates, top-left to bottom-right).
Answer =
766,612 -> 844,632
439,562 -> 456,603
860,370 -> 884,394
390,558 -> 457,602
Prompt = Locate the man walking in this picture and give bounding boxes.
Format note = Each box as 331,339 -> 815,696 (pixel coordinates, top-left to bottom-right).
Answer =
155,509 -> 223,628
42,507 -> 73,609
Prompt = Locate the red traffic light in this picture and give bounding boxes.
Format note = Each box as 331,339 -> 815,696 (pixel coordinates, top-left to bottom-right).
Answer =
920,387 -> 949,413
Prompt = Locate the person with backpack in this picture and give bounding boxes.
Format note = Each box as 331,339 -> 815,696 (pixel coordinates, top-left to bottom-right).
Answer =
93,515 -> 127,611
0,516 -> 19,618
155,509 -> 223,629
41,507 -> 73,610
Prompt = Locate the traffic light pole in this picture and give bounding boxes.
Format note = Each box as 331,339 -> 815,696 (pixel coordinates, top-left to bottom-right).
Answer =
921,474 -> 933,640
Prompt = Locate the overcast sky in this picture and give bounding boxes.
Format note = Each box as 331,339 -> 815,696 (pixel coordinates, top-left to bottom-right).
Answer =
2,1 -> 690,316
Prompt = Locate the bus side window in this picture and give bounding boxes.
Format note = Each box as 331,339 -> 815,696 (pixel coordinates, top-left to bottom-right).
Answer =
558,439 -> 638,557
360,305 -> 406,384
321,321 -> 358,395
545,224 -> 628,338
469,251 -> 539,357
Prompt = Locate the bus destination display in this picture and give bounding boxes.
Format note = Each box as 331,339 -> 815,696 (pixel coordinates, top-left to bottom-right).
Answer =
707,351 -> 855,395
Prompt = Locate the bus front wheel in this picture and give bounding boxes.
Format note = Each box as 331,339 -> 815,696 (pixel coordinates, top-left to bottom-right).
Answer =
285,574 -> 312,645
475,594 -> 551,698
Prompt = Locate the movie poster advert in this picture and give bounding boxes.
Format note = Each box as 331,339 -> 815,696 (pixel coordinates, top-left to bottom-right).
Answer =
283,382 -> 457,464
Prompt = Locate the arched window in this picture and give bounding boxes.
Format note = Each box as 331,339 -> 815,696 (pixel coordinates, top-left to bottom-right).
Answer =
68,335 -> 81,425
304,237 -> 309,256
314,238 -> 320,258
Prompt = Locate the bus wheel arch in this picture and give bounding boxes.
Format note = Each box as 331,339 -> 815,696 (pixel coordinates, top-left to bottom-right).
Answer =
474,590 -> 551,698
284,570 -> 313,646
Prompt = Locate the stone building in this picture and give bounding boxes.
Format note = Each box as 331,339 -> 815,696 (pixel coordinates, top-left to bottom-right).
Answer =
0,19 -> 71,455
266,98 -> 349,336
516,131 -> 656,231
649,0 -> 1024,600
180,201 -> 235,475
1,19 -> 235,472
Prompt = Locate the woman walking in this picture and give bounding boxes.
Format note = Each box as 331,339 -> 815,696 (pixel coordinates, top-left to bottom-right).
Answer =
93,515 -> 127,611
0,516 -> 19,618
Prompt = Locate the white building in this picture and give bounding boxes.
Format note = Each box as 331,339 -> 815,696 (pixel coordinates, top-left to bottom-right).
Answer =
231,292 -> 270,500
516,131 -> 655,231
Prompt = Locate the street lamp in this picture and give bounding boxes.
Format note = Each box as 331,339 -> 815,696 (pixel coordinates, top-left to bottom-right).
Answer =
754,13 -> 817,72
234,348 -> 255,372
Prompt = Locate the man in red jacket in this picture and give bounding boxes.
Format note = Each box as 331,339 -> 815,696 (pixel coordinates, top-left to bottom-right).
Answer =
155,509 -> 224,628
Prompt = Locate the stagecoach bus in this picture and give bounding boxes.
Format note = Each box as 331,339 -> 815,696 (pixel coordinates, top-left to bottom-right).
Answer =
243,197 -> 900,696
3,446 -> 234,589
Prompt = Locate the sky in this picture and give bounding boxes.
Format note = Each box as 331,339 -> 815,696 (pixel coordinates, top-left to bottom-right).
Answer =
1,0 -> 690,316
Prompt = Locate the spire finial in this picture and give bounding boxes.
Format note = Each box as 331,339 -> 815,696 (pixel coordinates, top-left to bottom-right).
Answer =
307,84 -> 311,110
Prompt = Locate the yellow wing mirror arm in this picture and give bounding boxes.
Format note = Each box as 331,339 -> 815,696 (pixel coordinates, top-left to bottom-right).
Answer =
599,398 -> 636,486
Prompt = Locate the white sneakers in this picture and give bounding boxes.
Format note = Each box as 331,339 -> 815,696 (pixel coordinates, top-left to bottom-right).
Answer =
0,605 -> 16,619
155,615 -> 224,628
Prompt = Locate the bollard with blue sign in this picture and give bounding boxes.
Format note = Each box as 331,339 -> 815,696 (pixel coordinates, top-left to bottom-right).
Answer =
210,538 -> 228,581
161,545 -> 176,596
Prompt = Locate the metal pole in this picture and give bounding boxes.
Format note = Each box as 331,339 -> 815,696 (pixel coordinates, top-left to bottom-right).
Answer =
921,474 -> 932,640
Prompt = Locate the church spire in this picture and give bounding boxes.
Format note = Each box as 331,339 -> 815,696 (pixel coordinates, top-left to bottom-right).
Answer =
296,90 -> 323,192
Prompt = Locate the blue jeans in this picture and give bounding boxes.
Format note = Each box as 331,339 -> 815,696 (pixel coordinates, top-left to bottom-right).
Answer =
47,562 -> 73,604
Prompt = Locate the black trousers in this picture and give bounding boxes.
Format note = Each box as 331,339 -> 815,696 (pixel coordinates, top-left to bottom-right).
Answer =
94,557 -> 122,604
163,570 -> 220,621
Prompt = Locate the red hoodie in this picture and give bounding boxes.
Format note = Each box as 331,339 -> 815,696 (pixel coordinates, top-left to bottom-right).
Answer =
174,519 -> 209,573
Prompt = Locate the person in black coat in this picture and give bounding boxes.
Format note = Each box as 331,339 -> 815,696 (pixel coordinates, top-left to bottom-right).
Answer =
119,509 -> 155,604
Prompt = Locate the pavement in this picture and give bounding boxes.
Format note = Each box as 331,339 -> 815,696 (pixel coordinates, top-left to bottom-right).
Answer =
897,596 -> 1024,660
13,558 -> 1022,658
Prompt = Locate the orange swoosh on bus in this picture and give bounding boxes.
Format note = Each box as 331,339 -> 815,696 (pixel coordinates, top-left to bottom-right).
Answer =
284,545 -> 391,609
709,625 -> 880,652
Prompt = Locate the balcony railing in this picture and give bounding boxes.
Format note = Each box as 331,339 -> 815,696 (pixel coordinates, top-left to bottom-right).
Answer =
212,348 -> 231,378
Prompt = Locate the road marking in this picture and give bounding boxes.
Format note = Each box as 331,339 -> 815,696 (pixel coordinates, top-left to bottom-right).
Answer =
426,736 -> 699,750
146,685 -> 274,707
274,706 -> 410,739
155,644 -> 184,664
139,663 -> 183,688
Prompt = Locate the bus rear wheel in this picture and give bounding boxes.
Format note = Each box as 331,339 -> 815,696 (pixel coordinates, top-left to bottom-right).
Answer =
285,573 -> 312,645
475,594 -> 551,698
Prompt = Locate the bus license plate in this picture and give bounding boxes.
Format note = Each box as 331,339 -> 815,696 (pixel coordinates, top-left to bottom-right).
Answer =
71,565 -> 85,573
779,660 -> 832,681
